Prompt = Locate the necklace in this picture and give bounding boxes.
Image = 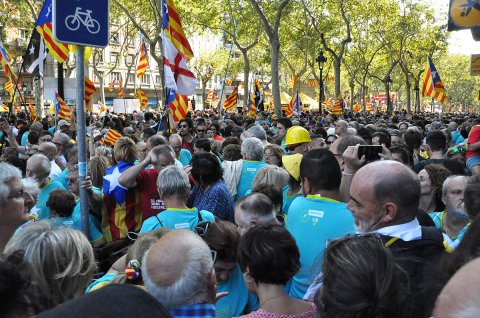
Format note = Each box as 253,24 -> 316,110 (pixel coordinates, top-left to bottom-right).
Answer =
259,293 -> 285,308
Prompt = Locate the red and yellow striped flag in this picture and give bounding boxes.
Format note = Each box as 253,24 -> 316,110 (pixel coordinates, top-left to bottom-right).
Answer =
99,102 -> 106,113
353,101 -> 361,113
4,77 -> 14,96
118,78 -> 124,98
85,76 -> 96,107
164,0 -> 194,62
169,93 -> 189,122
35,0 -> 69,63
55,93 -> 71,120
103,129 -> 122,147
285,95 -> 294,117
288,74 -> 295,88
136,88 -> 148,110
366,101 -> 373,112
28,101 -> 37,122
108,81 -> 114,92
136,33 -> 148,78
223,86 -> 238,111
331,96 -> 344,115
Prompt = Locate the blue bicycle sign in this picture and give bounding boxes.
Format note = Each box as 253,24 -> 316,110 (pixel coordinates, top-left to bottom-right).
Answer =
53,0 -> 109,48
65,7 -> 101,34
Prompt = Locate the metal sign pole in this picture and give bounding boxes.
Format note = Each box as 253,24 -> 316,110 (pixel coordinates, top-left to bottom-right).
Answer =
76,46 -> 89,238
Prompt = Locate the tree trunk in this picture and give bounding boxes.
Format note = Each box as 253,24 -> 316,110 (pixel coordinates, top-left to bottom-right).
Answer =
334,58 -> 341,97
270,37 -> 282,117
99,78 -> 106,104
350,81 -> 354,111
243,50 -> 250,108
201,80 -> 206,109
405,80 -> 411,113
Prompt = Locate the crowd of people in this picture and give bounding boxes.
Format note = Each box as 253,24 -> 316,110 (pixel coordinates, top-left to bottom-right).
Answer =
1,107 -> 480,318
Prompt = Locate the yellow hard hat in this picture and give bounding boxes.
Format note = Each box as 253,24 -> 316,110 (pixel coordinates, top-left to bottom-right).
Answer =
285,126 -> 311,146
282,154 -> 303,181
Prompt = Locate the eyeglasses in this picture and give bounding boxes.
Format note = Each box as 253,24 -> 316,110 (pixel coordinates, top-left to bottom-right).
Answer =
179,124 -> 188,128
326,141 -> 334,145
286,144 -> 302,152
196,129 -> 206,132
67,178 -> 77,184
39,138 -> 52,142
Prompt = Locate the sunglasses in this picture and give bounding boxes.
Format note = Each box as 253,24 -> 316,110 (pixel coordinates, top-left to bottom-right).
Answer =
286,144 -> 302,152
196,129 -> 206,132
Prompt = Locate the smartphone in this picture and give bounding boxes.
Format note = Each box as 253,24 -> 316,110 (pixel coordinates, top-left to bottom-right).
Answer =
358,145 -> 382,161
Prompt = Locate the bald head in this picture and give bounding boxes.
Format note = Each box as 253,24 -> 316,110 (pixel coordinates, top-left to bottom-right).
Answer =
354,160 -> 420,221
38,142 -> 57,161
142,230 -> 214,308
434,257 -> 480,318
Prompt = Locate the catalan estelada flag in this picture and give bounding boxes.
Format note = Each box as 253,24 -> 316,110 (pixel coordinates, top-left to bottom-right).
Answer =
169,93 -> 189,122
331,96 -> 344,115
422,56 -> 447,104
324,97 -> 332,109
223,86 -> 238,111
55,93 -> 71,120
103,128 -> 122,147
0,40 -> 14,79
118,78 -> 124,98
4,77 -> 14,96
85,76 -> 96,106
162,0 -> 194,62
136,88 -> 148,110
35,0 -> 69,63
136,32 -> 148,78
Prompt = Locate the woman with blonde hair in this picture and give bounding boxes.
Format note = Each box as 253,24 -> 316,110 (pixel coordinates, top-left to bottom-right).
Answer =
88,156 -> 111,189
4,221 -> 96,311
251,165 -> 289,192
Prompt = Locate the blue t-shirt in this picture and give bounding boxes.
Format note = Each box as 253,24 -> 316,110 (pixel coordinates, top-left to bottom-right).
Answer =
451,131 -> 465,146
178,149 -> 192,166
236,160 -> 267,201
21,131 -> 29,147
140,207 -> 215,233
56,168 -> 69,189
35,180 -> 67,219
282,185 -> 300,216
71,197 -> 104,242
216,266 -> 258,318
85,273 -> 118,293
430,211 -> 469,249
285,195 -> 355,299
188,179 -> 235,222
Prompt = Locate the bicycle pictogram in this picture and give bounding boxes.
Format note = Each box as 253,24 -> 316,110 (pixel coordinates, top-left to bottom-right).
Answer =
65,7 -> 100,34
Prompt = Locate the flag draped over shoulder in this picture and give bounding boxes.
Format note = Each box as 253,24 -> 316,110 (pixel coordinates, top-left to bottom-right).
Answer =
169,93 -> 189,122
223,86 -> 238,111
85,76 -> 96,107
55,93 -> 71,120
422,56 -> 447,104
101,161 -> 143,242
162,0 -> 198,95
136,32 -> 148,79
35,0 -> 69,63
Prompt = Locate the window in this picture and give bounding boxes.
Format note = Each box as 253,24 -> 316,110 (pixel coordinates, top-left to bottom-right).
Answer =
95,51 -> 104,63
110,53 -> 119,65
141,74 -> 151,85
127,74 -> 135,83
18,29 -> 28,39
111,72 -> 121,82
126,54 -> 134,66
127,37 -> 135,47
155,75 -> 161,86
110,32 -> 120,45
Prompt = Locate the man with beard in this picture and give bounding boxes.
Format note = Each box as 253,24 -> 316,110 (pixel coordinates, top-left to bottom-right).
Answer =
347,160 -> 447,317
178,118 -> 196,155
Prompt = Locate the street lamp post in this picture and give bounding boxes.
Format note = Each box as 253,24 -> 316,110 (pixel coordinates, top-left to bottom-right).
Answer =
414,84 -> 420,113
386,75 -> 392,113
316,51 -> 327,115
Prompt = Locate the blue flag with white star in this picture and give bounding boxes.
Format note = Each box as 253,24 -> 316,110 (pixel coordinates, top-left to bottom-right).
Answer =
102,161 -> 133,205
